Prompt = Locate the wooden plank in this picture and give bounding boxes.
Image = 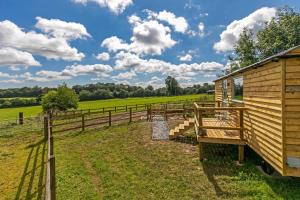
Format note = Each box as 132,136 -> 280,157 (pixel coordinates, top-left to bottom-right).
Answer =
285,92 -> 300,99
199,126 -> 242,130
285,111 -> 300,118
286,106 -> 300,112
285,167 -> 300,177
286,138 -> 300,145
197,136 -> 245,145
286,79 -> 300,85
286,131 -> 300,138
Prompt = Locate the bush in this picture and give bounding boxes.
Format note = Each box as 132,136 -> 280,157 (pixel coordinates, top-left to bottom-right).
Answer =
41,84 -> 79,113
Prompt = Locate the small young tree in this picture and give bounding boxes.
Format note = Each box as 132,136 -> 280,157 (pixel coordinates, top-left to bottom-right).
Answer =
41,84 -> 79,113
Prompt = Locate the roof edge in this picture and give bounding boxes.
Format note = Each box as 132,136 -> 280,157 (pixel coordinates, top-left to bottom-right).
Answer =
213,45 -> 300,82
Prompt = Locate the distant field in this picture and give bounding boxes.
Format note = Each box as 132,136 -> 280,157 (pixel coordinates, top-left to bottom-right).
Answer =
0,94 -> 212,121
0,97 -> 36,100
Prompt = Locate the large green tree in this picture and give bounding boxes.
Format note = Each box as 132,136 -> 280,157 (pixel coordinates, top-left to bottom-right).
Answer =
165,76 -> 181,96
257,6 -> 300,58
232,6 -> 300,72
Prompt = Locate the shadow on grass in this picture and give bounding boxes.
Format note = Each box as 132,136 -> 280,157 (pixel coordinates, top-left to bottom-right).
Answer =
15,138 -> 47,200
201,144 -> 300,199
201,144 -> 237,197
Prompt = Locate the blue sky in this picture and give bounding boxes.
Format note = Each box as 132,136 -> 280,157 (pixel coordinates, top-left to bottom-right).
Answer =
0,0 -> 299,89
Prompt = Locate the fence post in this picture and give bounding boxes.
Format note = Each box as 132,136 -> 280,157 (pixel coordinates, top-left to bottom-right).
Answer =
146,105 -> 149,121
81,114 -> 85,131
19,112 -> 24,125
129,108 -> 132,123
44,116 -> 48,139
103,107 -> 105,113
115,106 -> 117,112
136,104 -> 138,110
50,155 -> 56,200
126,105 -> 128,111
108,111 -> 111,126
88,109 -> 91,115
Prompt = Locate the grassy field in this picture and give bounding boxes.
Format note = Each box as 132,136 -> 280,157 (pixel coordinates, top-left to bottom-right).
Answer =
0,94 -> 211,121
0,126 -> 45,199
2,121 -> 300,199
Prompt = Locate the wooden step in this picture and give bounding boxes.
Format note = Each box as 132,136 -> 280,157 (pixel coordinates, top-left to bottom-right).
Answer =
183,121 -> 189,126
188,118 -> 195,124
179,124 -> 185,130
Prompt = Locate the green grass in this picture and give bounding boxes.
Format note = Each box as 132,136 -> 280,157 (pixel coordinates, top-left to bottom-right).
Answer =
0,126 -> 46,199
0,94 -> 211,121
1,121 -> 300,199
53,122 -> 300,199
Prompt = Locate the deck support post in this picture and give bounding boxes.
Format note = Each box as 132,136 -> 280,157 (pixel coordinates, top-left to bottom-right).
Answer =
199,142 -> 204,161
238,145 -> 244,163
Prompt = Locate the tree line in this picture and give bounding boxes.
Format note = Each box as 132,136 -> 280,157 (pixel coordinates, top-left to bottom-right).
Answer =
0,76 -> 214,108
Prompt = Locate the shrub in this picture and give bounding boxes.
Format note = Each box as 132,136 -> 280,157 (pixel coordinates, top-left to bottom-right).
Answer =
41,84 -> 79,113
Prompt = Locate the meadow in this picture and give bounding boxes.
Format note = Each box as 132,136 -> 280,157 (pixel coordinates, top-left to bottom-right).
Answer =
0,94 -> 210,121
2,121 -> 300,199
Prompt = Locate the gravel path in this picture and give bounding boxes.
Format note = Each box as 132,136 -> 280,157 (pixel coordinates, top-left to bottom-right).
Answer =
152,115 -> 169,140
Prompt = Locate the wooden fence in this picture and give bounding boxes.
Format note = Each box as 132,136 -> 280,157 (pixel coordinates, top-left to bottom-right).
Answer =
44,115 -> 56,200
42,100 -> 218,199
52,98 -> 213,117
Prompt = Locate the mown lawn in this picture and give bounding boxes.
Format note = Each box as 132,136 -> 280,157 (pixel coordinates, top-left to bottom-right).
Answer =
0,94 -> 210,121
2,121 -> 299,199
53,122 -> 300,200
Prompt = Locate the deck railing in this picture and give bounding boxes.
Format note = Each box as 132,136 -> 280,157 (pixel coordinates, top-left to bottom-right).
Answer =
194,102 -> 247,139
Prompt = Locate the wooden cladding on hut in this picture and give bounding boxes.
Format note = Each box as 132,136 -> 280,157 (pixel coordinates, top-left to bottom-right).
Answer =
214,45 -> 300,177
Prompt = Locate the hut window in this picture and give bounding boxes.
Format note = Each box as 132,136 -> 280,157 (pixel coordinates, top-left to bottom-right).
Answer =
222,79 -> 228,101
233,77 -> 243,101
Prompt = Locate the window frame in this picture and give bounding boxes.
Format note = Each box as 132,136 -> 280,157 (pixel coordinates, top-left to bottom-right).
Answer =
232,76 -> 244,102
222,79 -> 228,103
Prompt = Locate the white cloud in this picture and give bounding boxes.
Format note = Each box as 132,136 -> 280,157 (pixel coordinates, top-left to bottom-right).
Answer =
214,7 -> 276,52
178,54 -> 192,62
113,70 -> 136,79
0,48 -> 41,67
73,0 -> 133,14
6,63 -> 114,83
198,22 -> 205,37
152,10 -> 189,33
146,76 -> 164,88
0,72 -> 11,77
102,18 -> 176,56
114,51 -> 223,76
62,64 -> 113,77
0,79 -> 24,84
128,15 -> 141,25
96,52 -> 110,61
130,19 -> 176,55
0,20 -> 85,61
35,17 -> 91,40
26,71 -> 71,82
101,36 -> 129,52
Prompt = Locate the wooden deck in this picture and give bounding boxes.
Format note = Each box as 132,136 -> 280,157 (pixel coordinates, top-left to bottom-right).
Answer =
197,118 -> 245,145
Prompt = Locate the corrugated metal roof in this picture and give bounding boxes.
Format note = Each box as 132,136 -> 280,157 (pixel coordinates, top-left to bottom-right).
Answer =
213,45 -> 300,82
